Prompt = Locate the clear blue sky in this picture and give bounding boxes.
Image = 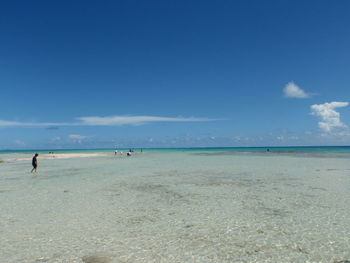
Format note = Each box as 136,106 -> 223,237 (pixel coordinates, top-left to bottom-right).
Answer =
1,0 -> 350,149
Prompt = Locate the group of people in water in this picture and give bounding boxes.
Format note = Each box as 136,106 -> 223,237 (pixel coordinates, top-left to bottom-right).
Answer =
114,148 -> 143,156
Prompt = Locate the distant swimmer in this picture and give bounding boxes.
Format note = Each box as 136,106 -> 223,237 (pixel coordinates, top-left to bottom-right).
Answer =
31,153 -> 39,173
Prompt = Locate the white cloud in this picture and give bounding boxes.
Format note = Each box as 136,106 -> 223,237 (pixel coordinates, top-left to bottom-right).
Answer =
51,136 -> 61,142
311,102 -> 349,132
0,121 -> 21,126
0,120 -> 70,127
68,134 -> 88,143
14,140 -> 25,145
0,115 -> 215,127
77,116 -> 214,126
232,136 -> 242,141
283,82 -> 311,98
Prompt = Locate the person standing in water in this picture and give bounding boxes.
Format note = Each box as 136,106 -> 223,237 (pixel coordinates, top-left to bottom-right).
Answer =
31,153 -> 39,173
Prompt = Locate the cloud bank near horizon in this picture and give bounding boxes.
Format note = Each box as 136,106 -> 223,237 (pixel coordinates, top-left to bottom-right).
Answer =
0,115 -> 217,128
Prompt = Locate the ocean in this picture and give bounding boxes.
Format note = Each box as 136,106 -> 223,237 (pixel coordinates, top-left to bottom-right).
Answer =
1,147 -> 350,262
2,145 -> 350,156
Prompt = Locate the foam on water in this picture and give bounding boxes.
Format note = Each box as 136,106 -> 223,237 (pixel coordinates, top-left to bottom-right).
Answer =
1,151 -> 350,262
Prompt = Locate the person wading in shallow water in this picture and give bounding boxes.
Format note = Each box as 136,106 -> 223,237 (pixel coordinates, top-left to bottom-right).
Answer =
31,153 -> 39,173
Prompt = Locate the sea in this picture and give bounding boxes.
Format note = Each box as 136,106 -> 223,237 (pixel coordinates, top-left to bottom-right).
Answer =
1,146 -> 350,262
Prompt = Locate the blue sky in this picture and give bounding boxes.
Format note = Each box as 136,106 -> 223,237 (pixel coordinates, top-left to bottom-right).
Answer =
1,0 -> 350,149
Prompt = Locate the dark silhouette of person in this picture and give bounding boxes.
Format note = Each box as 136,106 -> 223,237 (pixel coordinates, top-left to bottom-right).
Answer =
31,153 -> 39,173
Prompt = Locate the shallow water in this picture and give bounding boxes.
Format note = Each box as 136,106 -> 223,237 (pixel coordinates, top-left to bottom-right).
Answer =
1,151 -> 350,262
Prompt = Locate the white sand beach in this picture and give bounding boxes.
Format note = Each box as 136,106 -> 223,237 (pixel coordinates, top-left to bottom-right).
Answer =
4,152 -> 141,162
10,152 -> 111,161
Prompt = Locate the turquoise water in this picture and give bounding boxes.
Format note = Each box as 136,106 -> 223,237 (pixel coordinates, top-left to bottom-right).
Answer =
1,149 -> 350,262
2,146 -> 350,155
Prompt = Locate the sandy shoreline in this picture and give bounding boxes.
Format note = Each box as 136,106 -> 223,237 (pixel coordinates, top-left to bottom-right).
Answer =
7,152 -> 111,161
5,151 -> 142,162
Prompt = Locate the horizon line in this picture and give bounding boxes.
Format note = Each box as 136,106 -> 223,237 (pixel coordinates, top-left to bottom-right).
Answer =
1,145 -> 350,152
